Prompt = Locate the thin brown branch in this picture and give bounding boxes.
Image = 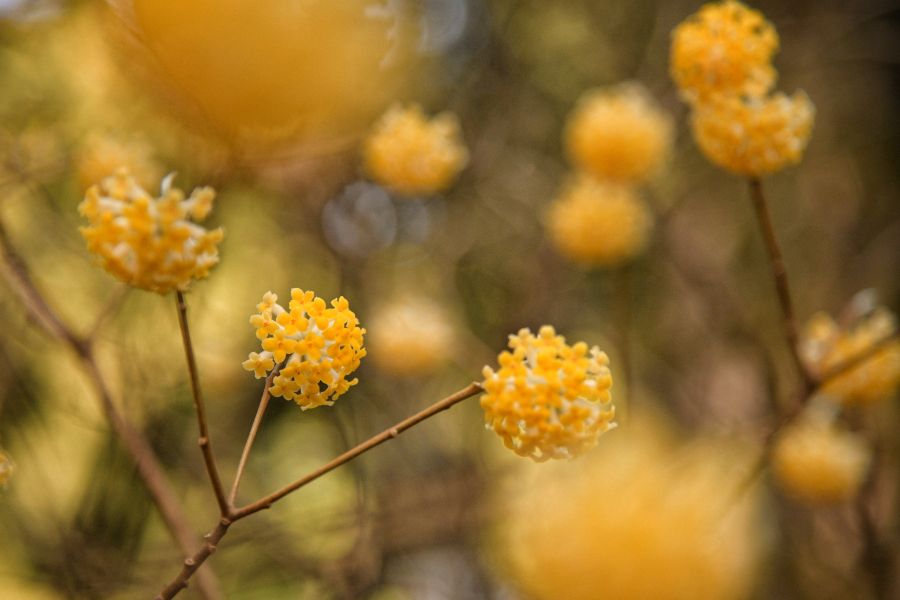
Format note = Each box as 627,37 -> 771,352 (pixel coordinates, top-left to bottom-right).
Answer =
228,366 -> 281,506
0,221 -> 222,599
747,178 -> 814,397
233,381 -> 484,519
174,291 -> 230,517
156,381 -> 485,599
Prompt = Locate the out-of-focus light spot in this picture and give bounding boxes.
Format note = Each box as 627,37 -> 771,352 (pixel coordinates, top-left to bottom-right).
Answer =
322,182 -> 397,259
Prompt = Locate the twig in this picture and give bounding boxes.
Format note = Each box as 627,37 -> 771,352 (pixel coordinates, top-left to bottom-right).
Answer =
855,441 -> 894,599
0,221 -> 222,600
747,178 -> 814,397
155,381 -> 485,599
228,366 -> 281,506
174,291 -> 229,517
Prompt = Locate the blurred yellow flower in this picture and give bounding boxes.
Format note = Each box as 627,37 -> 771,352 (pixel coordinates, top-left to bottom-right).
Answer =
498,420 -> 764,599
0,450 -> 13,488
772,414 -> 870,504
691,91 -> 815,176
363,104 -> 468,197
78,170 -> 223,294
800,306 -> 900,406
670,0 -> 779,102
368,297 -> 455,377
120,0 -> 418,148
243,289 -> 366,410
481,326 -> 615,461
546,175 -> 652,267
565,83 -> 673,183
76,135 -> 161,191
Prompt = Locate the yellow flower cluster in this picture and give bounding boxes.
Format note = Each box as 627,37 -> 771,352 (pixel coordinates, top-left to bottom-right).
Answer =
499,420 -> 763,600
363,104 -> 468,197
548,82 -> 668,268
481,326 -> 615,461
243,289 -> 366,410
670,0 -> 778,102
368,298 -> 455,377
671,1 -> 815,176
564,83 -> 673,183
691,92 -> 815,176
800,306 -> 900,406
545,176 -> 651,266
79,170 -> 224,294
772,413 -> 871,504
0,450 -> 12,488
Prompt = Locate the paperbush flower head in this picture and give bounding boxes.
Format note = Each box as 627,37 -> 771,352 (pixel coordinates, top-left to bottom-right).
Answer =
498,420 -> 764,599
545,175 -> 652,267
481,326 -> 615,461
78,170 -> 223,294
772,413 -> 871,504
691,91 -> 815,176
77,135 -> 161,191
670,0 -> 779,102
564,83 -> 673,183
243,289 -> 366,410
363,103 -> 468,197
800,305 -> 900,406
0,450 -> 13,488
368,297 -> 455,377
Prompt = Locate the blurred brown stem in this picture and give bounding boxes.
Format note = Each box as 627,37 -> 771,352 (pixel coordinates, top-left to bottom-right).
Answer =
613,266 -> 633,406
156,381 -> 485,599
747,178 -> 814,399
0,220 -> 222,600
228,366 -> 281,505
174,291 -> 229,516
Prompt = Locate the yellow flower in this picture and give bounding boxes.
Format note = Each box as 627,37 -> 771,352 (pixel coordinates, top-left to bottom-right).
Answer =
670,0 -> 779,102
497,419 -> 764,599
772,413 -> 870,504
243,289 -> 366,410
691,91 -> 815,176
800,305 -> 900,406
0,450 -> 13,488
545,175 -> 652,267
368,298 -> 455,377
481,326 -> 615,461
76,135 -> 161,192
363,104 -> 468,197
79,170 -> 224,294
564,83 -> 673,183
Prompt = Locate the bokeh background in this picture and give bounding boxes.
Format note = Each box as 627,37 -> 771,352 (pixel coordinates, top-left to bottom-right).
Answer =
0,0 -> 898,598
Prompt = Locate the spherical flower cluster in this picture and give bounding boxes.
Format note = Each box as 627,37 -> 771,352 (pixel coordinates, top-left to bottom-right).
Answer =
498,421 -> 764,599
671,1 -> 815,177
480,326 -> 615,461
368,298 -> 455,377
772,415 -> 871,504
565,83 -> 674,183
78,170 -> 223,294
243,289 -> 366,410
800,307 -> 900,406
670,0 -> 779,102
691,92 -> 815,176
77,135 -> 161,191
0,450 -> 13,488
363,103 -> 468,197
545,175 -> 652,267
